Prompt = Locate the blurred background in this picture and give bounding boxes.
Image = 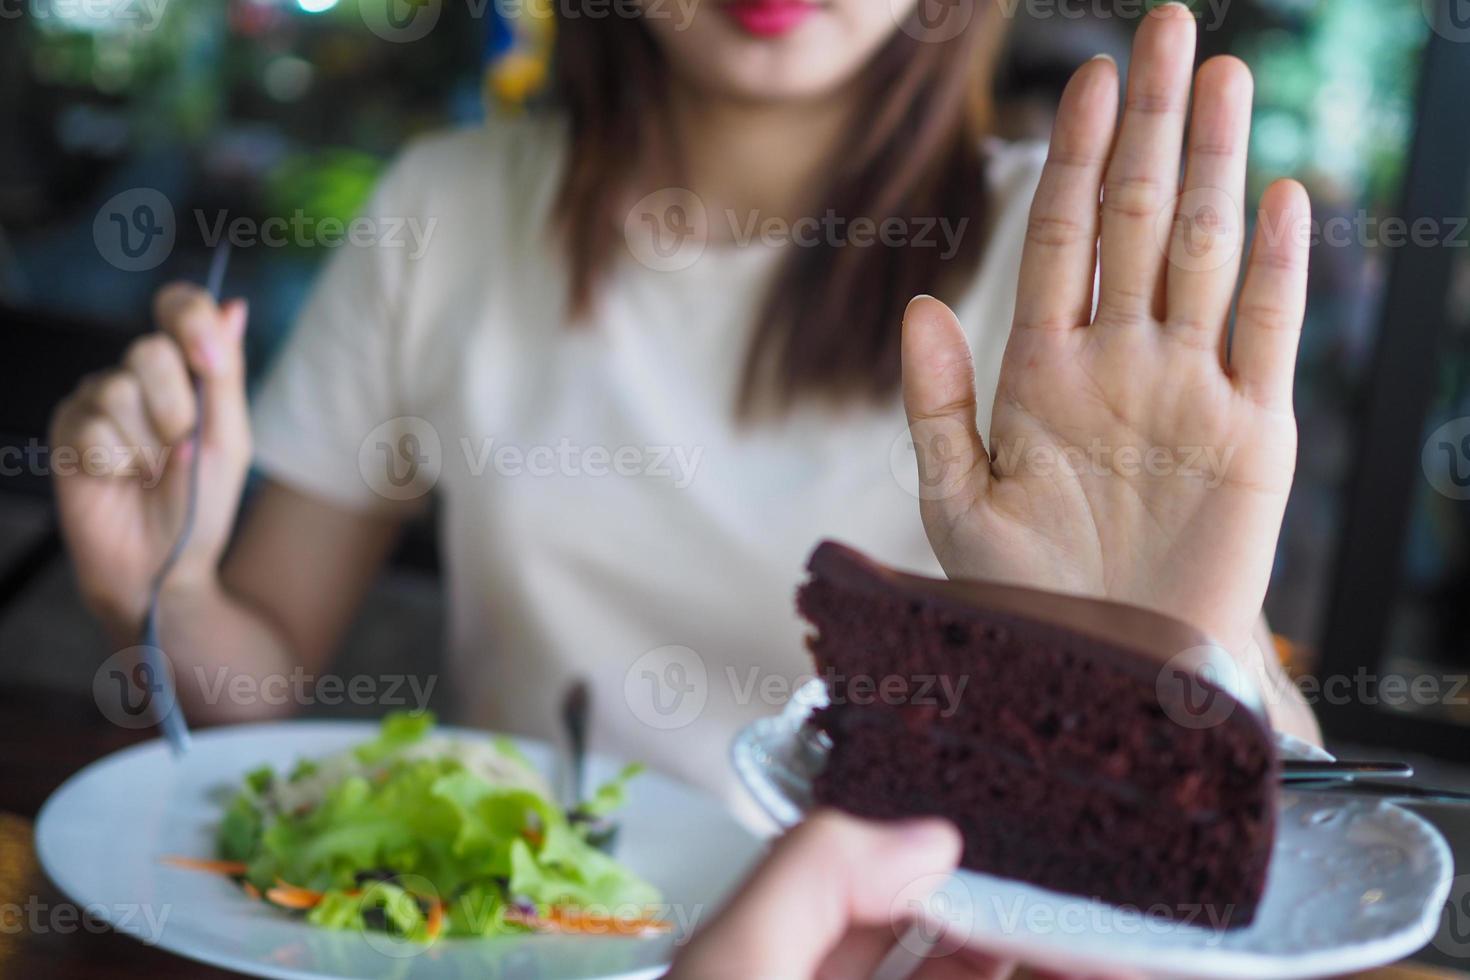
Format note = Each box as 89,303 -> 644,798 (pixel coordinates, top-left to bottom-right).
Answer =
1,0 -> 1469,852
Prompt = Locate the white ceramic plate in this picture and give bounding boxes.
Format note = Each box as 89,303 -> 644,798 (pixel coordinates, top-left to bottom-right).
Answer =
732,679 -> 1455,980
37,721 -> 764,980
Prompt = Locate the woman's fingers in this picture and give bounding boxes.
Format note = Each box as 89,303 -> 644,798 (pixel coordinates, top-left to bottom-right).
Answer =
124,334 -> 197,444
901,295 -> 990,508
153,283 -> 249,445
666,810 -> 961,979
1165,56 -> 1253,347
89,370 -> 158,478
1013,54 -> 1118,333
1097,3 -> 1196,322
50,378 -> 130,478
1231,179 -> 1311,408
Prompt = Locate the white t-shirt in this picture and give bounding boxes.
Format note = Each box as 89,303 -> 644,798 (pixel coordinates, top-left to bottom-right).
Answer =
252,112 -> 1045,820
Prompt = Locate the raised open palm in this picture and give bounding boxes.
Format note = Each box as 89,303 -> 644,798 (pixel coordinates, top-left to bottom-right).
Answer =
902,4 -> 1309,659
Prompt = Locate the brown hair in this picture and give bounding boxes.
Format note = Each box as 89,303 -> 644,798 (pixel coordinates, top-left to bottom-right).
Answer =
552,5 -> 1008,418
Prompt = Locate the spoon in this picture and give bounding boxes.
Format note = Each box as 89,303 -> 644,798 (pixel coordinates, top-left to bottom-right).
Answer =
559,678 -> 620,852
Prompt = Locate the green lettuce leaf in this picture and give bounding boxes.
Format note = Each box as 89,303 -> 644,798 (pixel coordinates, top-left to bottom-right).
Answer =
353,710 -> 435,764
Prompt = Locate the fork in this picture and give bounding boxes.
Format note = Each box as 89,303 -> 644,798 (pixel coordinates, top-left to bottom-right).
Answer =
139,240 -> 232,757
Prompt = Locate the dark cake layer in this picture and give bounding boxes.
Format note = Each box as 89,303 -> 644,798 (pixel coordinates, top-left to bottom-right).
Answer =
798,541 -> 1278,928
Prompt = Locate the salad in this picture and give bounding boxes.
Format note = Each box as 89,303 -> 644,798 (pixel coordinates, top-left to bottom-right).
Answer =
166,712 -> 665,940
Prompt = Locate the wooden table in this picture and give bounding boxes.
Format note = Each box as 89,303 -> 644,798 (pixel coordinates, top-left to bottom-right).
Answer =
0,685 -> 240,978
0,684 -> 1463,980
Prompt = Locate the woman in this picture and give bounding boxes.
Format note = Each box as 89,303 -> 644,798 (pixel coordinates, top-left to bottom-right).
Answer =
49,1 -> 1318,819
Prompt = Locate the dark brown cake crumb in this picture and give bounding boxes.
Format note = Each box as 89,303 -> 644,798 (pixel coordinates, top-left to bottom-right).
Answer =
797,541 -> 1277,928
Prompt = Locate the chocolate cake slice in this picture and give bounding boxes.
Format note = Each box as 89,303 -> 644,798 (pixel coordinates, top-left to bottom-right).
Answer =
797,541 -> 1278,928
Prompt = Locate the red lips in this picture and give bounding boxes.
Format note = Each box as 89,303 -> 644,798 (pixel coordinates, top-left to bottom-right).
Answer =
721,0 -> 817,37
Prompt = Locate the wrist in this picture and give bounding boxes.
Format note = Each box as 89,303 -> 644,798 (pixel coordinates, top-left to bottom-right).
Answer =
93,568 -> 221,649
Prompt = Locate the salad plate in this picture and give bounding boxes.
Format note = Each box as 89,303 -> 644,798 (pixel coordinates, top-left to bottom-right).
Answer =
733,679 -> 1455,980
37,719 -> 764,980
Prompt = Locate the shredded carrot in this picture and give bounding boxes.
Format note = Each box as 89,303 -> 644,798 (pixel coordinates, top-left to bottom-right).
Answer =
265,879 -> 326,910
507,906 -> 671,936
161,856 -> 250,876
522,827 -> 545,848
242,881 -> 261,901
426,900 -> 445,939
264,887 -> 320,910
